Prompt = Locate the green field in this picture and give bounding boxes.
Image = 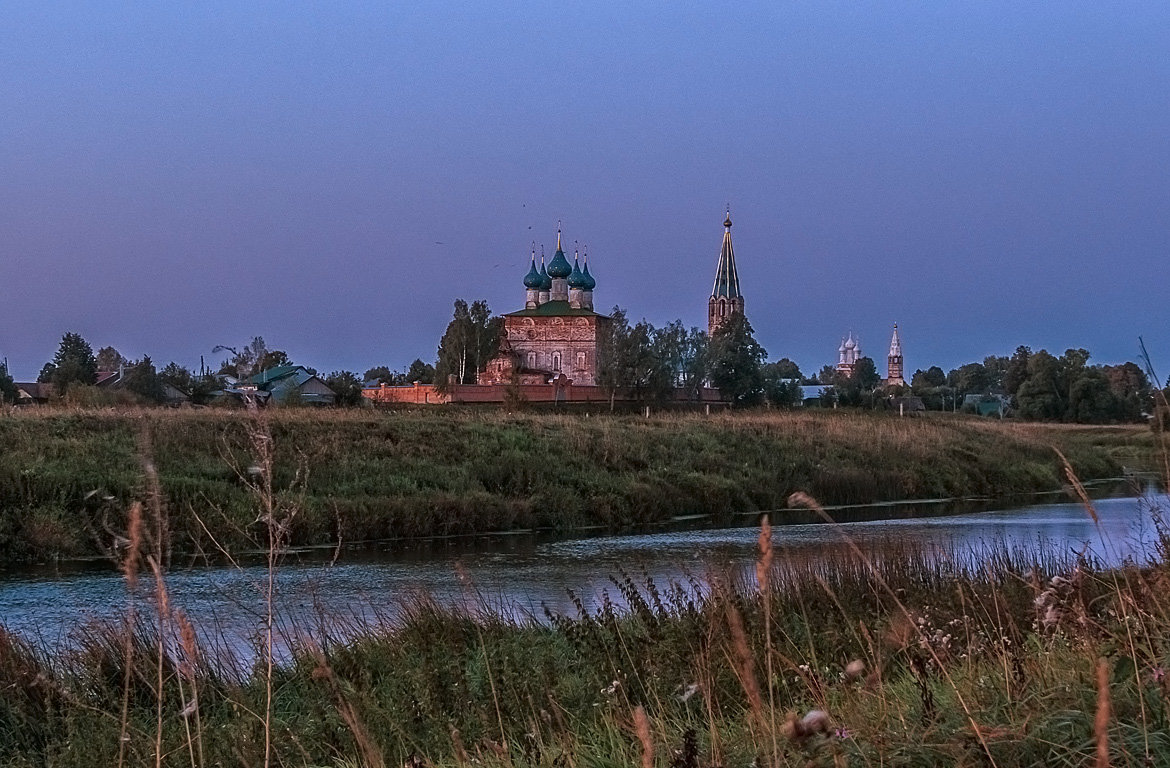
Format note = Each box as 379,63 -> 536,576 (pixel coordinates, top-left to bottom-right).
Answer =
0,407 -> 1158,563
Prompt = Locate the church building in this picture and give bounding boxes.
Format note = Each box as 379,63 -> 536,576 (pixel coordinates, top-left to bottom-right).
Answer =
479,228 -> 610,386
836,332 -> 863,376
708,211 -> 745,335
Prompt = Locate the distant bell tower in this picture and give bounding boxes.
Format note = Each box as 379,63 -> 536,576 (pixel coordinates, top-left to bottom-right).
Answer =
708,210 -> 745,335
886,323 -> 905,387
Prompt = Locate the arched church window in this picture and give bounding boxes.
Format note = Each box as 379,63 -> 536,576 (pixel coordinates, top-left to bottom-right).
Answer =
527,352 -> 536,369
576,352 -> 586,370
552,352 -> 561,371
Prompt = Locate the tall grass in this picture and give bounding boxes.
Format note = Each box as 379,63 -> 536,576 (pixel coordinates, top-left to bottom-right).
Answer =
0,408 -> 1154,562
1,511 -> 1169,765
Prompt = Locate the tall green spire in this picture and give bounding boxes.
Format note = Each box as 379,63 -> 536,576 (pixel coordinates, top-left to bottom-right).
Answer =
711,209 -> 741,299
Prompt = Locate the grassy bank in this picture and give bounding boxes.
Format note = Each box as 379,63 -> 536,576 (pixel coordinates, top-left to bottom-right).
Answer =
2,501 -> 1169,767
0,408 -> 1157,562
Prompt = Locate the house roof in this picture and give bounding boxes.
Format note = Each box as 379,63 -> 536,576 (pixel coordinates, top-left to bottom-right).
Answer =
246,365 -> 306,385
505,300 -> 604,318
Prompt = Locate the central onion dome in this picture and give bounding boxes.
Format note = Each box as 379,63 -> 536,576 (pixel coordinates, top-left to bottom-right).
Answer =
523,257 -> 543,289
546,245 -> 573,279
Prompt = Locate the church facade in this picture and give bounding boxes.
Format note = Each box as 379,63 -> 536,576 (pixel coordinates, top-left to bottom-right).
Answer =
478,229 -> 610,387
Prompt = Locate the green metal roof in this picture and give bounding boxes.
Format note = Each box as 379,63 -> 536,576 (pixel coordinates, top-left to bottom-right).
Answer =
505,300 -> 605,317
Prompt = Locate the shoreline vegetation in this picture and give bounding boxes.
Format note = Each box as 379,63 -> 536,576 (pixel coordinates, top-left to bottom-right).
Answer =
2,497 -> 1169,766
0,408 -> 1158,564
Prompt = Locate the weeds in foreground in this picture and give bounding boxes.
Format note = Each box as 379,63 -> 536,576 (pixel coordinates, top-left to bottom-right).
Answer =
3,508 -> 1170,766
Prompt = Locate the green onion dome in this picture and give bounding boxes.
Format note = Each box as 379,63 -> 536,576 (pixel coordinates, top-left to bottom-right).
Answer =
547,246 -> 573,278
567,257 -> 588,288
523,258 -> 543,289
580,261 -> 596,290
539,261 -> 552,290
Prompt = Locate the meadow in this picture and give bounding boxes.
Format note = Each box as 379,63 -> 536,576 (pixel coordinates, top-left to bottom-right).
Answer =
0,407 -> 1156,562
0,407 -> 1166,766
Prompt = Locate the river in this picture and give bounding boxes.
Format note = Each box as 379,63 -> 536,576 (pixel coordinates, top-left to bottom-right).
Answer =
0,489 -> 1165,662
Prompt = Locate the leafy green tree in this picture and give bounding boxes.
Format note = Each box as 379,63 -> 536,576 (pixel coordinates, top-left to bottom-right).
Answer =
1104,362 -> 1150,422
982,355 -> 1010,390
911,366 -> 946,390
1003,346 -> 1031,396
325,370 -> 365,407
947,362 -> 991,397
435,300 -> 501,390
159,362 -> 193,394
96,346 -> 128,373
769,358 -> 802,380
851,357 -> 880,391
121,357 -> 166,404
762,362 -> 804,408
651,320 -> 707,399
1067,368 -> 1123,423
43,332 -> 98,393
596,309 -> 673,407
0,360 -> 16,404
364,366 -> 398,384
1015,350 -> 1064,419
708,313 -> 767,407
816,365 -> 838,386
406,358 -> 436,384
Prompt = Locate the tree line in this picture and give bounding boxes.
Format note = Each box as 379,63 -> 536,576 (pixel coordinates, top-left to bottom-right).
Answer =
0,332 -> 436,408
5,316 -> 1164,425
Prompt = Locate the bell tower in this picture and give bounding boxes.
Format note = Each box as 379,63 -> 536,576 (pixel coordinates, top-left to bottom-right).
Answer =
886,324 -> 905,387
708,210 -> 745,335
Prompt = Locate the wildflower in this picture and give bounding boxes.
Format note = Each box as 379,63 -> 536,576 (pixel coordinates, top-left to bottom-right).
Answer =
834,727 -> 851,740
677,682 -> 699,702
844,659 -> 866,681
1153,667 -> 1166,684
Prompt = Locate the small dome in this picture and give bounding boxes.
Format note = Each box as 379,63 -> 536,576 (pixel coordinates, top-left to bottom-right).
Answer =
580,261 -> 596,290
567,258 -> 588,288
547,246 -> 573,278
523,258 -> 543,289
539,262 -> 552,290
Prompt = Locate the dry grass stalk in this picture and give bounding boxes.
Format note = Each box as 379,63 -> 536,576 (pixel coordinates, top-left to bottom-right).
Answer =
1095,657 -> 1111,768
118,501 -> 144,768
724,600 -> 765,734
310,649 -> 384,768
755,515 -> 778,768
633,705 -> 654,768
1054,447 -> 1098,524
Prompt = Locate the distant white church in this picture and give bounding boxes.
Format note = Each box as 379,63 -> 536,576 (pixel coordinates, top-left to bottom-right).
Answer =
835,324 -> 906,387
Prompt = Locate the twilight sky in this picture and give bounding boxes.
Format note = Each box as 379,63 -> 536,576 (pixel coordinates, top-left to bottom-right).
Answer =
2,2 -> 1168,381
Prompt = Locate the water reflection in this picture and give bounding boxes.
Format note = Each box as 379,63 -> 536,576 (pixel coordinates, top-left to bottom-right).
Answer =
0,492 -> 1164,659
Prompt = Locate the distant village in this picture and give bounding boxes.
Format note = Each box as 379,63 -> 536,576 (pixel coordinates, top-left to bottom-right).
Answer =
1,213 -> 1159,423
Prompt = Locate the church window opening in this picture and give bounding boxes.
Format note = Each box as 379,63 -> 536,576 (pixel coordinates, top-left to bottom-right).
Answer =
576,352 -> 586,369
527,352 -> 536,369
552,352 -> 562,371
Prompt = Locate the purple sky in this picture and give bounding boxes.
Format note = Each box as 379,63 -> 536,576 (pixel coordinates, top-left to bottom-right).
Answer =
3,3 -> 1168,381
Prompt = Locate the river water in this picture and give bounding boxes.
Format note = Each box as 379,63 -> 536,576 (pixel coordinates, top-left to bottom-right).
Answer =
0,490 -> 1166,661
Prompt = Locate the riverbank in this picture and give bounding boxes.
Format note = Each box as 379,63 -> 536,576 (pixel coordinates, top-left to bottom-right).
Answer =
1,512 -> 1167,767
0,408 -> 1158,562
